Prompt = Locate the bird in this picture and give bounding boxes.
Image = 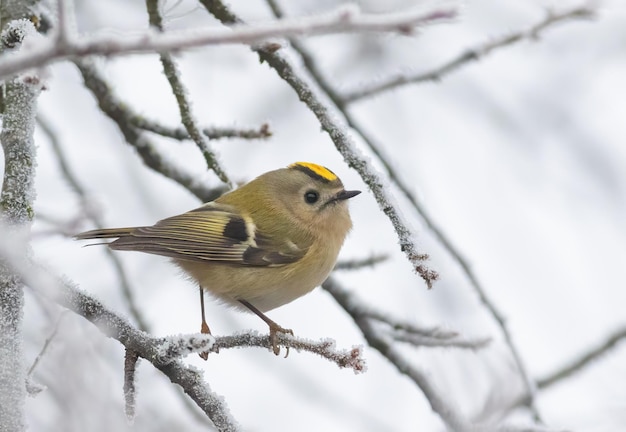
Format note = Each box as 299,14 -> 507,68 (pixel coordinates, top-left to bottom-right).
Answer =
76,162 -> 360,356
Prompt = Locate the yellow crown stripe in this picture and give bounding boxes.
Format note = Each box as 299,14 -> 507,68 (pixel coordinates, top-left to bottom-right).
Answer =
289,162 -> 337,182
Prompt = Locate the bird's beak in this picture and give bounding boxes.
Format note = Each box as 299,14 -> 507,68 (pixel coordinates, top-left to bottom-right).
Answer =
335,189 -> 361,201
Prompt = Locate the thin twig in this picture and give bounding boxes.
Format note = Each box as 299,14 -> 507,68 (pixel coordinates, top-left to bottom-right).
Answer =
131,116 -> 272,141
27,310 -> 69,377
0,4 -> 456,80
343,4 -> 596,102
202,0 -> 439,288
333,253 -> 389,271
392,330 -> 491,350
146,0 -> 231,186
505,325 -> 626,414
537,326 -> 626,389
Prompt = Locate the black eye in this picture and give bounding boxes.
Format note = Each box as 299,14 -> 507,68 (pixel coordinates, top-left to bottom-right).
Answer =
304,190 -> 319,204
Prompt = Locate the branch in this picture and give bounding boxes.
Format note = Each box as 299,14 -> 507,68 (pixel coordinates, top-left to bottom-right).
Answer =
0,249 -> 240,432
26,310 -> 68,381
203,0 -> 439,288
503,325 -> 626,415
333,253 -> 389,271
0,15 -> 43,429
0,4 -> 456,80
322,277 -> 470,431
74,58 -> 227,203
155,332 -> 366,373
146,0 -> 231,187
343,4 -> 596,102
392,330 -> 491,350
537,326 -> 626,389
131,117 -> 272,141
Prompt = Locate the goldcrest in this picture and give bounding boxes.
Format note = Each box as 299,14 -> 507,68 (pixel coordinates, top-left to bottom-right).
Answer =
76,162 -> 360,355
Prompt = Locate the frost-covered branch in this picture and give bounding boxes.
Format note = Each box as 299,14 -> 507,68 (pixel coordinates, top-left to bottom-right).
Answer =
0,11 -> 43,430
203,0 -> 439,288
154,331 -> 366,372
322,277 -> 470,431
343,3 -> 596,102
322,277 -> 549,431
131,117 -> 272,141
74,59 -> 227,203
0,4 -> 455,80
0,249 -> 240,432
146,0 -> 231,187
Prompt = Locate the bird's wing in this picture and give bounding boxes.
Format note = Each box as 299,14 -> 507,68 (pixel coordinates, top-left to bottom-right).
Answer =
108,203 -> 309,267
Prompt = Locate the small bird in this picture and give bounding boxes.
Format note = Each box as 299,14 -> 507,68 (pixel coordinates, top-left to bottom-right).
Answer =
76,162 -> 360,356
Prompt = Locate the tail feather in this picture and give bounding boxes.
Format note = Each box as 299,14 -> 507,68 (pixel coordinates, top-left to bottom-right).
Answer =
75,227 -> 136,240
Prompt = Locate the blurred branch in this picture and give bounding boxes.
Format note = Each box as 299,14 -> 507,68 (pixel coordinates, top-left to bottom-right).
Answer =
505,325 -> 626,414
343,3 -> 596,102
333,253 -> 388,271
26,310 -> 68,378
322,276 -> 470,431
37,113 -> 150,332
131,117 -> 272,141
203,0 -> 439,288
74,58 -> 227,203
324,277 -> 547,431
0,4 -> 455,80
537,326 -> 626,389
392,329 -> 490,350
362,310 -> 459,339
146,0 -> 231,187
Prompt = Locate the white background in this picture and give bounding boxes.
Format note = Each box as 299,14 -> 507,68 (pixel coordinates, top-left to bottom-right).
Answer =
12,0 -> 626,430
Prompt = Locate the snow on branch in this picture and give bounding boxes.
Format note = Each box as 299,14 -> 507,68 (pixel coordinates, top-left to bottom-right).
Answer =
343,3 -> 596,102
131,117 -> 272,141
0,246 -> 239,431
152,331 -> 366,373
0,4 -> 455,80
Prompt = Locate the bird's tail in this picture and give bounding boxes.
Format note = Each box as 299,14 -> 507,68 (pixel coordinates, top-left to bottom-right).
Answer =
75,227 -> 135,241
